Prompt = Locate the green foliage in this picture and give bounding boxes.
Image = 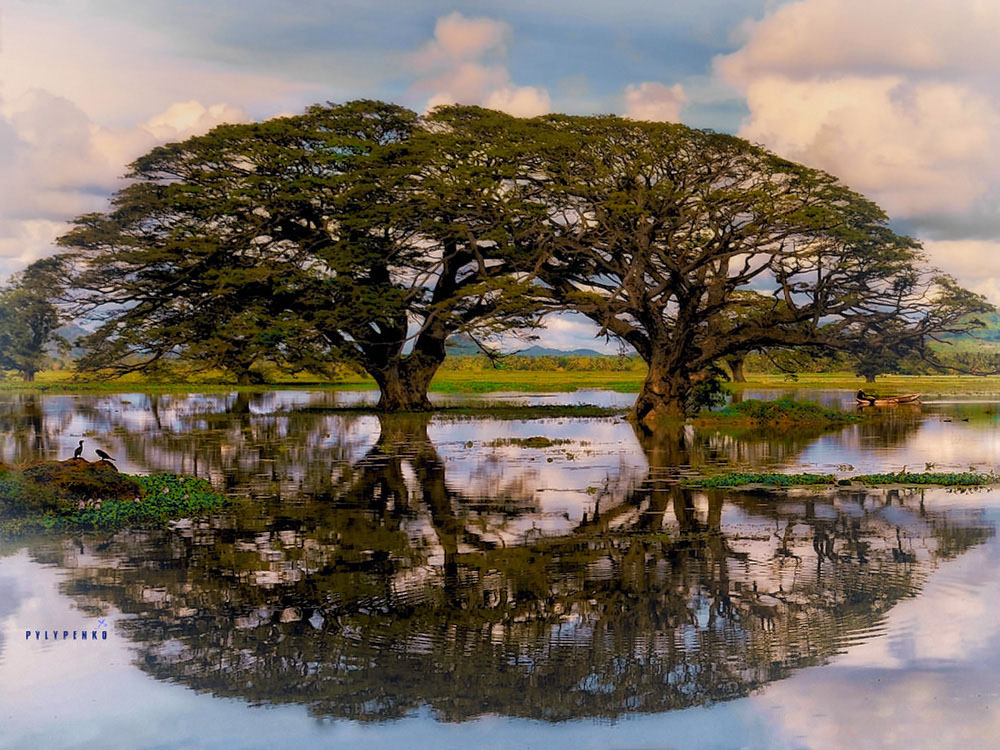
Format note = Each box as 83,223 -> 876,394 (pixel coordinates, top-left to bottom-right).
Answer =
0,461 -> 228,537
0,258 -> 65,381
689,473 -> 837,488
688,471 -> 998,488
851,471 -> 997,486
526,115 -> 991,422
484,436 -> 574,448
17,460 -> 142,512
59,474 -> 228,531
59,101 -> 550,409
686,373 -> 729,414
54,100 -> 990,416
711,397 -> 859,425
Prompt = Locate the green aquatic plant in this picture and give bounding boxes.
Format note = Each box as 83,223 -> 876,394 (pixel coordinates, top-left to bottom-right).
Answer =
851,471 -> 998,486
52,475 -> 229,531
0,462 -> 229,538
485,436 -> 575,448
688,473 -> 837,488
708,397 -> 859,425
686,470 -> 1000,489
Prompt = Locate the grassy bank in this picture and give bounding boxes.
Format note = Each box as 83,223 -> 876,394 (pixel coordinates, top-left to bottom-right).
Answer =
7,368 -> 1000,396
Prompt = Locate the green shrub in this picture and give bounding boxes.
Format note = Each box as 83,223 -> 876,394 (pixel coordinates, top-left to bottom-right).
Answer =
712,397 -> 858,424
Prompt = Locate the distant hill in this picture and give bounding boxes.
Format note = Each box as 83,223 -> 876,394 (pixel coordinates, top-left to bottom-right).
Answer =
45,323 -> 92,357
445,335 -> 609,358
939,312 -> 1000,344
515,345 -> 609,357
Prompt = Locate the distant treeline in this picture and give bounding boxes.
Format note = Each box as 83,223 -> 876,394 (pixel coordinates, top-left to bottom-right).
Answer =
440,354 -> 645,372
440,349 -> 975,377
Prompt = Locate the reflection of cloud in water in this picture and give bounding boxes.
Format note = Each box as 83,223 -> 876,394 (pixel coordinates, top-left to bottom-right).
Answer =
0,572 -> 25,661
801,419 -> 1000,474
0,489 -> 997,747
433,418 -> 645,531
753,509 -> 1000,749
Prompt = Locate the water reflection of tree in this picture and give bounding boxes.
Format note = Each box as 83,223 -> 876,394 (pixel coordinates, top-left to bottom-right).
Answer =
838,405 -> 924,453
36,417 -> 994,723
674,420 -> 859,473
0,394 -> 70,463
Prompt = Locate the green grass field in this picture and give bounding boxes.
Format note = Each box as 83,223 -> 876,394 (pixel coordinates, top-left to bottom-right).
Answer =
6,368 -> 1000,396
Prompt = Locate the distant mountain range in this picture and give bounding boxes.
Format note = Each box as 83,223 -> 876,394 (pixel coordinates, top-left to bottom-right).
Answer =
46,323 -> 92,357
445,335 -> 610,358
939,312 -> 1000,344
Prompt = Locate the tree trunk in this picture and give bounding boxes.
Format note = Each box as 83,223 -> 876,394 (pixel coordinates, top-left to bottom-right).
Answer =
865,373 -> 877,384
726,355 -> 746,383
632,359 -> 690,426
228,391 -> 252,415
372,357 -> 441,411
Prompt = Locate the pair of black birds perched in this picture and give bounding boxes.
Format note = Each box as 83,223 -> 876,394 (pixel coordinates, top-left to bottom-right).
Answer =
73,440 -> 115,463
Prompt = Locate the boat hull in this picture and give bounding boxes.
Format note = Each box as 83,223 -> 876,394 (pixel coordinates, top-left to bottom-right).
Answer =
856,393 -> 920,406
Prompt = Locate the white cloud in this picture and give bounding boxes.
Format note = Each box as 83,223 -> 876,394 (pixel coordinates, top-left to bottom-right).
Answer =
919,240 -> 1000,305
0,91 -> 248,280
0,1 -> 316,281
522,314 -> 622,354
733,75 -> 1000,217
416,12 -> 511,65
623,81 -> 687,123
484,85 -> 551,118
716,0 -> 1000,225
411,12 -> 551,118
719,0 -> 1000,82
0,1 -> 312,124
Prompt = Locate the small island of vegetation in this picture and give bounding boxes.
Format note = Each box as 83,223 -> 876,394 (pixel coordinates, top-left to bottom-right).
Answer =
0,458 -> 228,538
693,397 -> 860,427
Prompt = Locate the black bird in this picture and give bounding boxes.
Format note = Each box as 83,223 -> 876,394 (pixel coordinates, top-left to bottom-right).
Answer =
73,440 -> 84,459
95,449 -> 116,463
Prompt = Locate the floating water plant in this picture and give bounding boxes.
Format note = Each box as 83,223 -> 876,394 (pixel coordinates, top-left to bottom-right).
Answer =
686,470 -> 999,489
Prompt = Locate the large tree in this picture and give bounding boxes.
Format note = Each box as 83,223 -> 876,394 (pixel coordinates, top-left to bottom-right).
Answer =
0,257 -> 65,381
59,101 -> 545,405
528,115 -> 990,424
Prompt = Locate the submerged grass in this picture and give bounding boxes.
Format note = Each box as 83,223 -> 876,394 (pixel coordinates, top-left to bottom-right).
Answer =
485,436 -> 578,448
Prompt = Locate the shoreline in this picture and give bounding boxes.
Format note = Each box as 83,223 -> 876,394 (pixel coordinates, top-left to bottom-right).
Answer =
6,371 -> 1000,396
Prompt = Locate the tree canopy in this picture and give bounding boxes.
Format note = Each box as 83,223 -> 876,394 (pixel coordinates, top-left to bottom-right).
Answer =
56,101 -> 990,418
524,115 -> 990,421
59,101 -> 547,405
0,257 -> 65,381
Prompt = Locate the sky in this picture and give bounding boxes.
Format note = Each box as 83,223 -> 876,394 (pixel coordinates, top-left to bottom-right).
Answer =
2,0 -> 999,352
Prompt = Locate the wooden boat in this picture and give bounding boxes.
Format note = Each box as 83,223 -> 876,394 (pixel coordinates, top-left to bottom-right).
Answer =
855,393 -> 920,406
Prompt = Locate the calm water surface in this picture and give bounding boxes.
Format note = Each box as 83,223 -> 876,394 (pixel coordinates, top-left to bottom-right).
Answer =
1,389 -> 999,749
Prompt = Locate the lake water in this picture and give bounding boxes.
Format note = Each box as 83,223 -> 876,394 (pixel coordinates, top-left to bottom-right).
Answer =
2,389 -> 1000,749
